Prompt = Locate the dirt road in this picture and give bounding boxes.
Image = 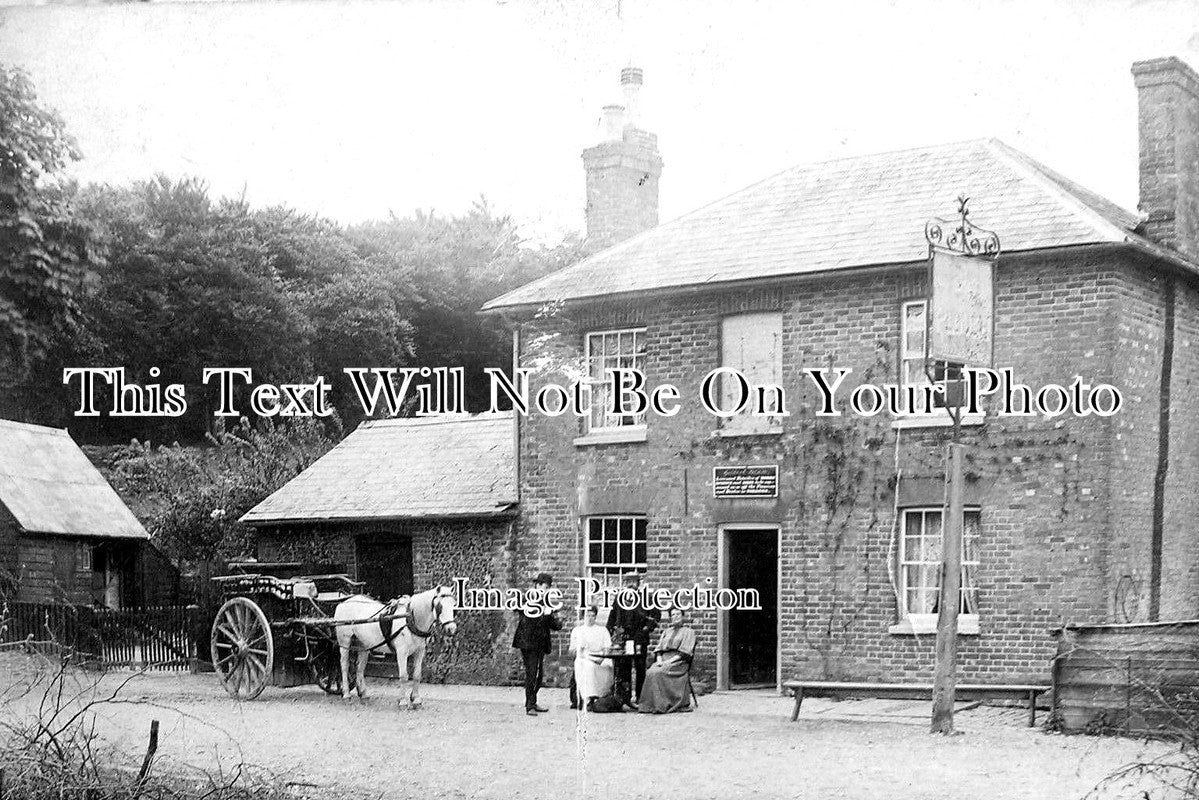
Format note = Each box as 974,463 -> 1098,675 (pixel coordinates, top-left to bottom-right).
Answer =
1,663 -> 1166,799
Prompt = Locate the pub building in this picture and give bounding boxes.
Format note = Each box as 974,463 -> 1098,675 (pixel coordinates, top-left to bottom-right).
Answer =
481,59 -> 1199,690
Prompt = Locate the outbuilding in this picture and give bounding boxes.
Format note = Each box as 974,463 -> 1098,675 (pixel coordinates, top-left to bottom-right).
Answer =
0,418 -> 168,609
241,412 -> 520,683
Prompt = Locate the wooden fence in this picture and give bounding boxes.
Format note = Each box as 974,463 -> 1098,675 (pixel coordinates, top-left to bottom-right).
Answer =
1051,620 -> 1199,737
1,601 -> 100,654
93,605 -> 197,670
1,601 -> 198,671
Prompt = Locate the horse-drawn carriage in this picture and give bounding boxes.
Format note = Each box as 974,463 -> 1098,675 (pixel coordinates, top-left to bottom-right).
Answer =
209,566 -> 456,704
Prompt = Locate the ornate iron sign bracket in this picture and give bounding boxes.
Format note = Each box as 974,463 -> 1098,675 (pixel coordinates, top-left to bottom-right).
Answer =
925,196 -> 1001,257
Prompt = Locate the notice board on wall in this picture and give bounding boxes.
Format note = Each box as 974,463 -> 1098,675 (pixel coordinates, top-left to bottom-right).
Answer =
713,465 -> 779,499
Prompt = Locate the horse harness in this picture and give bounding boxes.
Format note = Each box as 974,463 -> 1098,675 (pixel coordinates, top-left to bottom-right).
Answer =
365,588 -> 453,654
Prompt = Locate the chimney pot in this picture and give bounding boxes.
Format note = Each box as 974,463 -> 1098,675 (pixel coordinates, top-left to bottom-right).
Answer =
621,67 -> 644,130
601,104 -> 626,141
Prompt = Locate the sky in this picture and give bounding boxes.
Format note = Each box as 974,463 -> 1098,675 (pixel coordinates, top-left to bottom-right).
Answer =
1,0 -> 1198,243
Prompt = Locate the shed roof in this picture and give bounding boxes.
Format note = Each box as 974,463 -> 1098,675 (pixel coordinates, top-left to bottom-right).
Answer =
483,138 -> 1185,311
240,413 -> 517,525
0,419 -> 149,540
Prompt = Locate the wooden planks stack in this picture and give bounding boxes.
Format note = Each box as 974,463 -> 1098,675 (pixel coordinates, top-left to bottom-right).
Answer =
1051,620 -> 1199,737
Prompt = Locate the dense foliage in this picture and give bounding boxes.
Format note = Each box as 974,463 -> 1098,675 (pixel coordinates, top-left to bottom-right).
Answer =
12,180 -> 577,441
96,417 -> 340,562
0,66 -> 103,383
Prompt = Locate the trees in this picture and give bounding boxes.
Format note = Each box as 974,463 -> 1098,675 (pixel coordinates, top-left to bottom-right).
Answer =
0,65 -> 102,383
52,182 -> 576,440
349,199 -> 581,411
69,178 -> 319,440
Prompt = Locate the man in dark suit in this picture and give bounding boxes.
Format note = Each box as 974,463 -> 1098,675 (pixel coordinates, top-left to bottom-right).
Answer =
512,572 -> 562,716
606,571 -> 660,705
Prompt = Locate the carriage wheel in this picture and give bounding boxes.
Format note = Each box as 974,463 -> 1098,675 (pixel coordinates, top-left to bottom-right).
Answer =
310,644 -> 356,695
211,597 -> 274,700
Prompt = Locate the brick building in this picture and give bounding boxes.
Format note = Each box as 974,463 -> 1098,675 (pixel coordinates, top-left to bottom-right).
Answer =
241,413 -> 520,683
481,58 -> 1199,689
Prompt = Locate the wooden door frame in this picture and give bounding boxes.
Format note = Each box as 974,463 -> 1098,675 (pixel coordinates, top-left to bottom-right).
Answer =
716,524 -> 782,692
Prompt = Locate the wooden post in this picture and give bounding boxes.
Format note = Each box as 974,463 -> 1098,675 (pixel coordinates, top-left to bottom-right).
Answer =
135,719 -> 159,788
931,441 -> 965,734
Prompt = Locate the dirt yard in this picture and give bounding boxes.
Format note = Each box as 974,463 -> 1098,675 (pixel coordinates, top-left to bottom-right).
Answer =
0,658 -> 1171,800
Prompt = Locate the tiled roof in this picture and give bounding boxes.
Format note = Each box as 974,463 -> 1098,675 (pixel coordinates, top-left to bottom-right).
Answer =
0,419 -> 149,540
483,138 -> 1160,311
240,413 -> 517,525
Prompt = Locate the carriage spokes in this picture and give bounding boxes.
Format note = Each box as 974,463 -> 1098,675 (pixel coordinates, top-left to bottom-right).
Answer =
210,596 -> 275,700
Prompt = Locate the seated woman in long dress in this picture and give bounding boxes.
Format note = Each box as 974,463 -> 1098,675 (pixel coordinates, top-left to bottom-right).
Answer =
638,607 -> 696,714
569,605 -> 614,708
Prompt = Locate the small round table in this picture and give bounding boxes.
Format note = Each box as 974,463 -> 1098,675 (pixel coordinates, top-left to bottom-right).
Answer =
596,648 -> 643,709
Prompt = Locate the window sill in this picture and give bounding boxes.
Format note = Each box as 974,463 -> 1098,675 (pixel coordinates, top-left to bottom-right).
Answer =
890,413 -> 985,431
573,427 -> 648,447
888,614 -> 979,636
714,426 -> 784,438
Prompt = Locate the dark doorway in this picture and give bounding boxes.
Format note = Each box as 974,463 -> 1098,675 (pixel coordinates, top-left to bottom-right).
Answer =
727,528 -> 778,687
90,542 -> 138,610
356,535 -> 414,601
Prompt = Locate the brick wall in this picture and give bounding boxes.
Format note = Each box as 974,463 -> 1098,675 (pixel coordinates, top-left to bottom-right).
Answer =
1161,272 -> 1199,617
582,132 -> 662,252
256,517 -> 522,685
514,247 -> 1199,686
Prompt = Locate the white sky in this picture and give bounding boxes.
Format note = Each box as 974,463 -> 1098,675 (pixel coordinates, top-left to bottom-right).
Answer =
1,0 -> 1198,243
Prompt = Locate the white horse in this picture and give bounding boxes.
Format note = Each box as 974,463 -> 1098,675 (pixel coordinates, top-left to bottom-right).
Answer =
333,585 -> 457,707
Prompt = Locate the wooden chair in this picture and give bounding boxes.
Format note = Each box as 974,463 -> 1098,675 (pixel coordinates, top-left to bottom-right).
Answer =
685,647 -> 699,709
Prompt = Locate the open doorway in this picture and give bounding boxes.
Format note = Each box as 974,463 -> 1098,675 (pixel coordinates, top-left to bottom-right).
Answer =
356,534 -> 414,601
719,527 -> 779,689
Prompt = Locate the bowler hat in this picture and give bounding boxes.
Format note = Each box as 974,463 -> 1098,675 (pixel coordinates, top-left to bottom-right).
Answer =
532,571 -> 553,586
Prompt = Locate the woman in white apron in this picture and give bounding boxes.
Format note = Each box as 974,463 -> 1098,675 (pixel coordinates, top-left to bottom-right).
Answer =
569,605 -> 614,706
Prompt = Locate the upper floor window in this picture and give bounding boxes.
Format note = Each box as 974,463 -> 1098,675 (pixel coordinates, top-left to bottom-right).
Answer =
901,300 -> 927,391
586,328 -> 647,432
719,312 -> 783,435
900,300 -> 965,415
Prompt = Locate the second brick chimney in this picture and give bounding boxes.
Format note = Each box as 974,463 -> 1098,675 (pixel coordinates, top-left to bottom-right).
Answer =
1132,57 -> 1199,259
581,67 -> 664,253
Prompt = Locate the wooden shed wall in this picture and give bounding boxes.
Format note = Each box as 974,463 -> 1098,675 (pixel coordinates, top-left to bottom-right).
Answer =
0,503 -> 18,593
1052,622 -> 1199,736
15,535 -> 92,605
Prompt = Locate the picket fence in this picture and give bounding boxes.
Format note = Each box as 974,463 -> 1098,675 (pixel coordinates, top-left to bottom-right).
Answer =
1,601 -> 198,671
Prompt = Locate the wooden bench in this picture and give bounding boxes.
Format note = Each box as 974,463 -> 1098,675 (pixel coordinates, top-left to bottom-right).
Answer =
783,681 -> 1049,727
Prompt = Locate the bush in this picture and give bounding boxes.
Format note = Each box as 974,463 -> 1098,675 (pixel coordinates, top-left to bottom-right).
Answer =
101,417 -> 341,564
0,647 -> 297,800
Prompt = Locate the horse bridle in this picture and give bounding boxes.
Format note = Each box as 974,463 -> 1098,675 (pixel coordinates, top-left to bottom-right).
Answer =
404,586 -> 456,639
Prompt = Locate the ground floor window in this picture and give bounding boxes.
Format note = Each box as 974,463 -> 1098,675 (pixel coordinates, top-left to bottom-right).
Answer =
585,516 -> 648,589
898,507 -> 980,619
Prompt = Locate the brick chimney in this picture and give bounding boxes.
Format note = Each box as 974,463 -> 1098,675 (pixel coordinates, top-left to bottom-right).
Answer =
1132,57 -> 1199,259
581,67 -> 663,253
